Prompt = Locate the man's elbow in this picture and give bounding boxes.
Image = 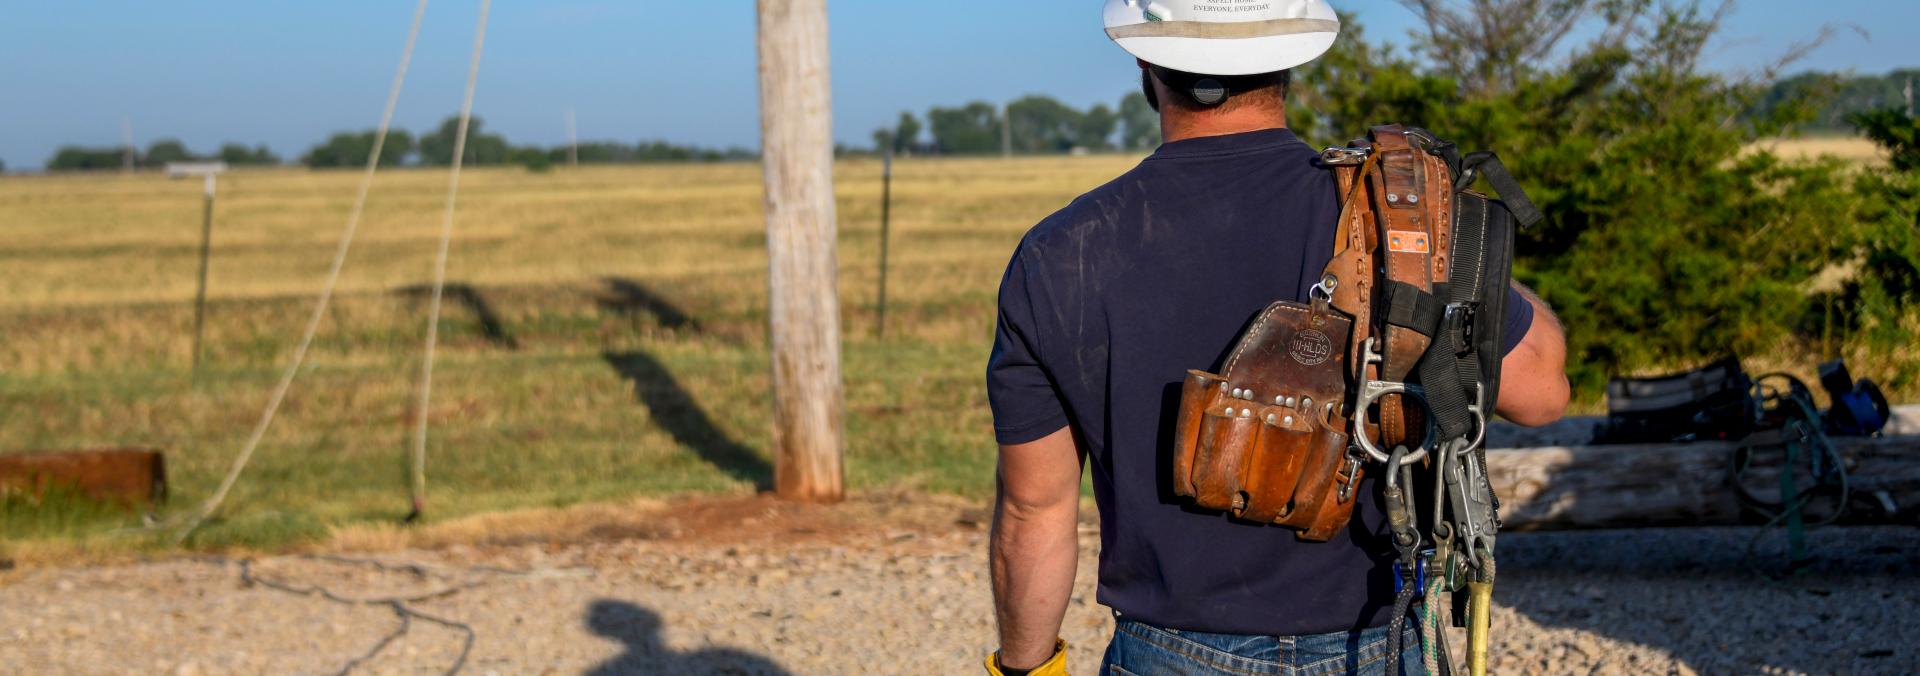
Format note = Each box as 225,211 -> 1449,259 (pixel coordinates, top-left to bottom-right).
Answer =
996,474 -> 1079,524
994,428 -> 1083,523
1500,372 -> 1570,427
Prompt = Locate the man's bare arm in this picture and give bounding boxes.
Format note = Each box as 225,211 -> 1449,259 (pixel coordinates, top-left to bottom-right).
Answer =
990,425 -> 1082,670
1496,284 -> 1571,427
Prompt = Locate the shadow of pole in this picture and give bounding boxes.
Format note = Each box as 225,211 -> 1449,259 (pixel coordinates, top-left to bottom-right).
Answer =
602,351 -> 773,490
598,276 -> 701,333
585,599 -> 792,676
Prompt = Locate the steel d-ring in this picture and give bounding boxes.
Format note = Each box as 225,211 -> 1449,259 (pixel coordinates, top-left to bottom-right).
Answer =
1353,379 -> 1433,465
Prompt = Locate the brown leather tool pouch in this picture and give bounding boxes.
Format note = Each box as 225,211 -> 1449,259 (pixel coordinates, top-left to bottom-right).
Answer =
1171,300 -> 1355,538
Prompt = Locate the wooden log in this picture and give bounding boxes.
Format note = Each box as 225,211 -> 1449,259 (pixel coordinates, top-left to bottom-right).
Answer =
0,449 -> 167,509
756,0 -> 845,502
1484,405 -> 1920,449
1489,435 -> 1920,530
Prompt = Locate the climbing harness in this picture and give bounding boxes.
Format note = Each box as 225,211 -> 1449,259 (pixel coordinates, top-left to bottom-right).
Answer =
1170,126 -> 1541,675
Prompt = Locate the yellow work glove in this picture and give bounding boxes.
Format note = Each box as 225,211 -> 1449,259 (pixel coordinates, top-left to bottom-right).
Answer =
984,639 -> 1068,676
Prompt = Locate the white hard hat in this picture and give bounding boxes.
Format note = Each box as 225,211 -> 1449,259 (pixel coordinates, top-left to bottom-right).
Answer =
1103,0 -> 1341,76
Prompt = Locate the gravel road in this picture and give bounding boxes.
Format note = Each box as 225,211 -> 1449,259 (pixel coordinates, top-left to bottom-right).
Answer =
2,495 -> 1915,675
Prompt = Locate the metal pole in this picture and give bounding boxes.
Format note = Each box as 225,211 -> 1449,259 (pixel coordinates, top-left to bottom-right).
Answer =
877,149 -> 893,339
191,174 -> 216,379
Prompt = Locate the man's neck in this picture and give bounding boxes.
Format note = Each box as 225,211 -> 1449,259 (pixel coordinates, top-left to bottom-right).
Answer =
1160,105 -> 1289,144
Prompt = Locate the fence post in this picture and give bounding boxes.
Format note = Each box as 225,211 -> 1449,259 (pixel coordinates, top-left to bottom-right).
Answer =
877,149 -> 893,340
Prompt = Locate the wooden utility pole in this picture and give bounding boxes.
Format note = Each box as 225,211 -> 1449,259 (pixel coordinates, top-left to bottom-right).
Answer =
757,0 -> 844,502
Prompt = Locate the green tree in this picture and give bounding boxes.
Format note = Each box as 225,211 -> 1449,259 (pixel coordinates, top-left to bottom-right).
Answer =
47,146 -> 127,171
218,143 -> 280,166
1118,91 -> 1159,151
143,139 -> 199,166
1296,1 -> 1883,393
1006,95 -> 1082,154
895,112 -> 923,154
927,102 -> 1002,155
1077,103 -> 1119,152
1824,108 -> 1920,382
507,145 -> 553,171
419,116 -> 511,166
302,130 -> 414,168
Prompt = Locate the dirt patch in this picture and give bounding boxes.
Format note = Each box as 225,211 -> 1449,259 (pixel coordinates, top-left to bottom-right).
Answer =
4,494 -> 1917,674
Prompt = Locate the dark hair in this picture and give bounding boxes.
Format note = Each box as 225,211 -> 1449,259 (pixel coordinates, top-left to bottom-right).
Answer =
1142,67 -> 1292,112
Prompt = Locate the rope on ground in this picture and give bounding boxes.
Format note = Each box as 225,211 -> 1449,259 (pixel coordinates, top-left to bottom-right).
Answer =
407,0 -> 493,523
153,0 -> 433,544
235,554 -> 588,675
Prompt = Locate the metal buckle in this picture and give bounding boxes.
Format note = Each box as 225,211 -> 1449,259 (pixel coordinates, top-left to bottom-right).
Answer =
1444,302 -> 1477,354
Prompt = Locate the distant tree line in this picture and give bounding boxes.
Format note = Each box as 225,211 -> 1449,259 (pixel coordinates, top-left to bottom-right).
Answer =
41,115 -> 755,172
1756,70 -> 1920,133
45,140 -> 279,171
295,115 -> 755,170
871,92 -> 1160,156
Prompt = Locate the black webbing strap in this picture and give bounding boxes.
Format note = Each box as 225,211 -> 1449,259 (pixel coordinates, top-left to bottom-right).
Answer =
1416,193 -> 1490,441
1384,281 -> 1445,336
1461,152 -> 1542,229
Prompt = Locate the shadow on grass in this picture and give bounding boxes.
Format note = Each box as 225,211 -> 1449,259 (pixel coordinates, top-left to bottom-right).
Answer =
602,351 -> 771,490
597,277 -> 701,332
395,282 -> 520,350
585,600 -> 790,675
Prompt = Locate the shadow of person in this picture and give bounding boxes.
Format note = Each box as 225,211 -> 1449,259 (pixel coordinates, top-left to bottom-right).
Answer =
585,600 -> 792,676
602,351 -> 774,490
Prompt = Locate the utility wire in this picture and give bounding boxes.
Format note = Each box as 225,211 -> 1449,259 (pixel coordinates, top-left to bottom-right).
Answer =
162,0 -> 433,544
409,0 -> 493,522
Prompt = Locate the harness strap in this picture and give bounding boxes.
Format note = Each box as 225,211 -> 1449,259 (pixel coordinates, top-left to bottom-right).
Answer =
1461,152 -> 1542,228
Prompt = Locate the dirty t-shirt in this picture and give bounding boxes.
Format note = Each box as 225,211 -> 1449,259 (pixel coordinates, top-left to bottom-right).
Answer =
986,128 -> 1534,636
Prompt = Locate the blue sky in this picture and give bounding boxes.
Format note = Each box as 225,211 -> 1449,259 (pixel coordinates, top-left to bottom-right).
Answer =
1,1 -> 1912,170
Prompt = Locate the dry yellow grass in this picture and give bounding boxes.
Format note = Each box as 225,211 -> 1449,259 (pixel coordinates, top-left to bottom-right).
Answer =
1752,136 -> 1886,164
0,156 -> 1140,554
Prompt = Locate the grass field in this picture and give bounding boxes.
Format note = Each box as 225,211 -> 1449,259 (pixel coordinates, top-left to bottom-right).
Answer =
0,137 -> 1891,556
0,156 -> 1139,553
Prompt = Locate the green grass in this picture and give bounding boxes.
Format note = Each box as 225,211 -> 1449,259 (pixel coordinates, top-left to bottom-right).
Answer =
0,158 -> 1141,553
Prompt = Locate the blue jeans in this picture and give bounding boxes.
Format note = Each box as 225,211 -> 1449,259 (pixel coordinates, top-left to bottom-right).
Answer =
1100,615 -> 1426,675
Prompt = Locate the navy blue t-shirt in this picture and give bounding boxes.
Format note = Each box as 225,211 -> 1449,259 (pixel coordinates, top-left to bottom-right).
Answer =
987,128 -> 1534,637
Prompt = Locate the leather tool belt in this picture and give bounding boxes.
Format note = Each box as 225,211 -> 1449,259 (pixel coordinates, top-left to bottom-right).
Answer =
1170,124 -> 1541,542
